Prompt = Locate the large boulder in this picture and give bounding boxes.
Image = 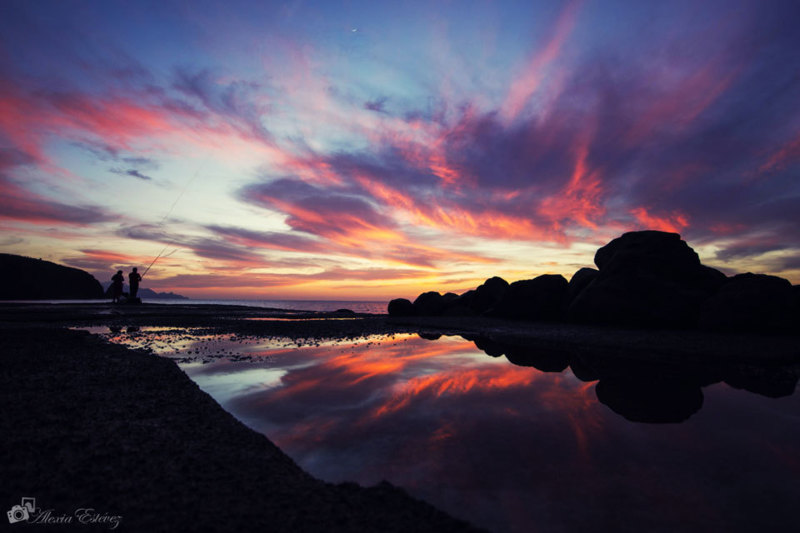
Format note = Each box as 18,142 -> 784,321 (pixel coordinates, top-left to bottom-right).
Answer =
469,277 -> 509,313
0,254 -> 104,299
568,231 -> 726,328
488,274 -> 568,320
387,298 -> 416,317
413,291 -> 447,316
698,273 -> 796,332
565,267 -> 599,306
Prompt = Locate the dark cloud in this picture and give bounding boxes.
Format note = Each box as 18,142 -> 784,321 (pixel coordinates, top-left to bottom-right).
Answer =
110,168 -> 153,181
116,224 -> 171,242
364,97 -> 388,113
188,237 -> 265,263
206,225 -> 325,253
715,241 -> 790,262
172,67 -> 273,143
117,224 -> 265,265
0,175 -> 114,225
0,148 -> 38,169
240,178 -> 393,238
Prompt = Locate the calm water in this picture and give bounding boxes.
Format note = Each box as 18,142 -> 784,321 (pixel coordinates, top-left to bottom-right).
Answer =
13,298 -> 387,314
92,328 -> 800,532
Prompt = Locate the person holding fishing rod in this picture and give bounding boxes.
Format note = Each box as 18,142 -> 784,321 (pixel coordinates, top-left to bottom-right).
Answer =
128,267 -> 142,299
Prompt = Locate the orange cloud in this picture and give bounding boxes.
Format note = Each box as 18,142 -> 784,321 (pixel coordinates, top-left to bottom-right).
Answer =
630,207 -> 689,233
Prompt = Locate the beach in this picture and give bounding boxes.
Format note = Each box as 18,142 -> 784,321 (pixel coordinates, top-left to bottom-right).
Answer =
2,302 -> 799,532
0,304 -> 479,532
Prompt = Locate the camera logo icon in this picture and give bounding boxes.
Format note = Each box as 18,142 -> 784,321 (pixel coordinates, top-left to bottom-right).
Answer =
7,497 -> 37,524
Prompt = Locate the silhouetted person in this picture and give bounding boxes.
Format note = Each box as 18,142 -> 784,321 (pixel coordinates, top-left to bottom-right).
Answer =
111,270 -> 124,303
129,267 -> 142,299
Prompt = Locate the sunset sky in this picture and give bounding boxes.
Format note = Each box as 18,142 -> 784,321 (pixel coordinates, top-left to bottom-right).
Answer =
1,0 -> 799,300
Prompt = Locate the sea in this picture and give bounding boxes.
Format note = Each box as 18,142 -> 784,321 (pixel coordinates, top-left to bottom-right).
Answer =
7,298 -> 388,314
85,327 -> 800,532
149,298 -> 387,314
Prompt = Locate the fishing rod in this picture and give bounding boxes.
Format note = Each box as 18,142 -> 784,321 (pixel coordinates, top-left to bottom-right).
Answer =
141,244 -> 173,278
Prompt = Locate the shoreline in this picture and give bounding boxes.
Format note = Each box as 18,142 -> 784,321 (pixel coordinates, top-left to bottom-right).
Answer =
2,302 -> 798,530
0,325 -> 479,532
2,301 -> 797,363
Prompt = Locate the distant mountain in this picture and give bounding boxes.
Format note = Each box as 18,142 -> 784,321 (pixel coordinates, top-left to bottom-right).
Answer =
138,288 -> 189,299
0,254 -> 104,300
101,283 -> 188,300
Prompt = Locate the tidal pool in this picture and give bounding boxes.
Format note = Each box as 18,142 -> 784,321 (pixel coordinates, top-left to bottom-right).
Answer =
89,327 -> 800,533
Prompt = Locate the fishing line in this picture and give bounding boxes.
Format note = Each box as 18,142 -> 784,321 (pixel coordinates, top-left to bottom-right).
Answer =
140,165 -> 204,279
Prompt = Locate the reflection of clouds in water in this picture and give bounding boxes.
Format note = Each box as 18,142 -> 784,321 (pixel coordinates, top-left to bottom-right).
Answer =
226,335 -> 604,486
90,328 -> 800,532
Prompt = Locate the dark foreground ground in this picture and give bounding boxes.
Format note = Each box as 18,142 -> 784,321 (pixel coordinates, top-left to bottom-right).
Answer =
2,302 -> 798,532
0,325 -> 479,532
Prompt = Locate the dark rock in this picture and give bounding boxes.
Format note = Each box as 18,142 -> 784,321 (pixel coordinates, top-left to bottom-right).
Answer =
418,332 -> 442,341
0,253 -> 104,300
413,291 -> 447,316
488,274 -> 568,320
440,292 -> 470,316
470,277 -> 508,313
442,305 -> 477,317
698,273 -> 796,332
565,267 -> 599,306
595,377 -> 704,423
333,308 -> 356,315
452,289 -> 475,307
568,231 -> 725,327
595,231 -> 699,274
794,284 -> 800,321
442,292 -> 459,304
387,298 -> 416,317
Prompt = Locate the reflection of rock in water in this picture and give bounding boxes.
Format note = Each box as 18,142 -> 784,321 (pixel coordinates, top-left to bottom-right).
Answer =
470,337 -> 505,357
463,332 -> 798,423
567,354 -> 601,382
417,332 -> 442,341
724,366 -> 799,398
503,346 -> 569,373
468,337 -> 571,370
595,377 -> 704,423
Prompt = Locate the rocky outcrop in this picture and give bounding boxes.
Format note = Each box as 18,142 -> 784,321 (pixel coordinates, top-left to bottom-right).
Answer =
413,291 -> 448,316
568,231 -> 726,328
487,274 -> 568,320
698,273 -> 796,332
388,298 -> 416,317
0,254 -> 104,300
565,267 -> 598,306
387,230 -> 797,333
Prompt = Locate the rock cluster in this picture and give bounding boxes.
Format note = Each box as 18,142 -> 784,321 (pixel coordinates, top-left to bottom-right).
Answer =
388,231 -> 799,333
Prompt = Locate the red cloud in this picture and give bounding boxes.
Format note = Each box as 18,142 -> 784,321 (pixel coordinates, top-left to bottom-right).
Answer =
630,207 -> 689,233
